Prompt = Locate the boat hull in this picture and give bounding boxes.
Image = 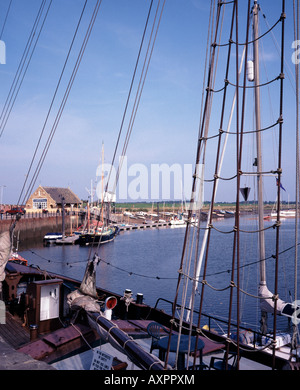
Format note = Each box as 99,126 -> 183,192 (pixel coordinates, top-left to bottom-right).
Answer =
77,226 -> 119,246
43,232 -> 62,245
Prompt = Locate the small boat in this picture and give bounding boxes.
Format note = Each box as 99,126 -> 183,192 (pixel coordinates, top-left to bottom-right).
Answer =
270,210 -> 296,218
170,213 -> 186,227
43,232 -> 62,245
8,252 -> 28,266
212,210 -> 225,219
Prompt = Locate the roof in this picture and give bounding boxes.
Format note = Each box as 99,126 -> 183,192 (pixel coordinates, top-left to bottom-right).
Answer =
42,187 -> 81,205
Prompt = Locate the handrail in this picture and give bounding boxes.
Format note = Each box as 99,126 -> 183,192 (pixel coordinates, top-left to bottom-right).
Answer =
154,297 -> 263,348
0,210 -> 79,220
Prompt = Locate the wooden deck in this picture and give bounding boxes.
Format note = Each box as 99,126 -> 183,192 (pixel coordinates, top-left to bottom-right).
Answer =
112,319 -> 153,336
0,312 -> 55,370
113,319 -> 225,356
0,312 -> 225,370
0,311 -> 30,349
0,335 -> 56,370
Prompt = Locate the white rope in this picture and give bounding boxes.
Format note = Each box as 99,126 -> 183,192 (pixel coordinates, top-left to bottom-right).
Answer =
70,323 -> 94,350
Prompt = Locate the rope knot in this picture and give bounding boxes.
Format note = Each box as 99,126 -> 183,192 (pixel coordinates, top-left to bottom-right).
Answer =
170,319 -> 178,328
280,12 -> 286,20
272,294 -> 279,302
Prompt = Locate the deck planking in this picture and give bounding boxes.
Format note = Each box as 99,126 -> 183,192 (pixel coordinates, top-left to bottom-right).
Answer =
0,311 -> 30,349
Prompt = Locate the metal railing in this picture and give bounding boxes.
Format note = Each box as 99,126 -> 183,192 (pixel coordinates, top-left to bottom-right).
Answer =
154,297 -> 264,349
0,210 -> 80,220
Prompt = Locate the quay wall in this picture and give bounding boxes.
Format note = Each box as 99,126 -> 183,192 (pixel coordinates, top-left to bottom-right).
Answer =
0,215 -> 78,247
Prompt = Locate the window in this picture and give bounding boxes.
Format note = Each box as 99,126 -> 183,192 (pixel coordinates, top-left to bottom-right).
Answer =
40,284 -> 60,321
33,198 -> 47,209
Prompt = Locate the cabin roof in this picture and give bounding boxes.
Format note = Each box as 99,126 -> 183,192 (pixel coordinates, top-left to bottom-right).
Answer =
42,186 -> 81,205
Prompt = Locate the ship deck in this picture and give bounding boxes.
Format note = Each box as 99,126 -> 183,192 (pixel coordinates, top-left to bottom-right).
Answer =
0,312 -> 277,371
0,311 -> 30,349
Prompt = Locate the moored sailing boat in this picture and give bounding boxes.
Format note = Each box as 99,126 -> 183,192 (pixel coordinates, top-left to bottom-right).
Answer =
170,213 -> 187,227
77,225 -> 119,246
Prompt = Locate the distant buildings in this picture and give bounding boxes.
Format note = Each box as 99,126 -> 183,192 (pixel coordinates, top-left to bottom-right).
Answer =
26,185 -> 82,211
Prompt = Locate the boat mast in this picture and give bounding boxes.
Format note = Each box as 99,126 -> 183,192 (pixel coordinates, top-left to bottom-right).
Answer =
253,1 -> 267,330
101,142 -> 104,224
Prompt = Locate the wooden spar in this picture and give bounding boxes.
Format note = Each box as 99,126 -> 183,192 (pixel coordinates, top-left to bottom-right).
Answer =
253,1 -> 266,287
87,311 -> 166,370
101,142 -> 104,224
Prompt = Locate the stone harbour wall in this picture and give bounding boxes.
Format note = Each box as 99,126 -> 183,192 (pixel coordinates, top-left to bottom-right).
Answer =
0,215 -> 77,247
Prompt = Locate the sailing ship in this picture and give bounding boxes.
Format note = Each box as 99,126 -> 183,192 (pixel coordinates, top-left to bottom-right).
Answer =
1,0 -> 300,372
77,225 -> 119,246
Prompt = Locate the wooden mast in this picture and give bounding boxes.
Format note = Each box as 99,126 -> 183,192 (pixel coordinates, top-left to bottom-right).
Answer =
253,1 -> 268,334
101,142 -> 104,224
253,1 -> 266,282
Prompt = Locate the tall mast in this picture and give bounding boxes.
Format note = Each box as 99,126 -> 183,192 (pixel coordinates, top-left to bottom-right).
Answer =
253,1 -> 268,333
101,142 -> 104,224
253,1 -> 266,284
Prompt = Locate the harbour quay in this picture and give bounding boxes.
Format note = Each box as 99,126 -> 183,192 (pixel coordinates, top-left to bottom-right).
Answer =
0,211 -> 76,243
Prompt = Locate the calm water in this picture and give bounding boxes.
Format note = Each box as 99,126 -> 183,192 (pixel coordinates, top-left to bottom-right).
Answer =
19,216 -> 300,333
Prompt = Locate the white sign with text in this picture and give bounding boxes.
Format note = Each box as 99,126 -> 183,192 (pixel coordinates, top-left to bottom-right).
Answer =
90,348 -> 113,370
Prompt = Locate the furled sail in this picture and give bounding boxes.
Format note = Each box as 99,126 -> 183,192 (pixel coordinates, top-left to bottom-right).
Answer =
79,253 -> 100,298
0,231 -> 12,285
0,219 -> 19,296
259,284 -> 286,314
67,251 -> 167,370
259,284 -> 300,323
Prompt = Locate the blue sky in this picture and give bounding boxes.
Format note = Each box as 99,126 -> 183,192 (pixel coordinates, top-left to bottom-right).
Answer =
0,0 -> 298,205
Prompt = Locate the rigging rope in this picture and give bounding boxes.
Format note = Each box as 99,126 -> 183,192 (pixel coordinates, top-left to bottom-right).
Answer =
19,0 -> 102,206
170,0 -> 291,370
214,14 -> 283,47
23,235 -> 300,288
89,0 -> 166,258
199,119 -> 279,141
226,73 -> 283,89
0,0 -> 12,40
293,0 -> 300,353
169,0 -> 230,369
0,0 -> 51,140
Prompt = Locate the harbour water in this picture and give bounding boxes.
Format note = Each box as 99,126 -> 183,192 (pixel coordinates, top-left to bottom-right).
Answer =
19,215 -> 300,334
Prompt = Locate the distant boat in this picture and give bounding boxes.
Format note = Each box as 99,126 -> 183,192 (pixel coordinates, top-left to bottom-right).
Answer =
170,214 -> 186,227
270,210 -> 296,218
212,210 -> 225,218
43,232 -> 62,245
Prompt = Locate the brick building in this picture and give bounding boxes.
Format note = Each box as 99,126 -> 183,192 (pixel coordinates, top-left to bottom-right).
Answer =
26,186 -> 82,211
